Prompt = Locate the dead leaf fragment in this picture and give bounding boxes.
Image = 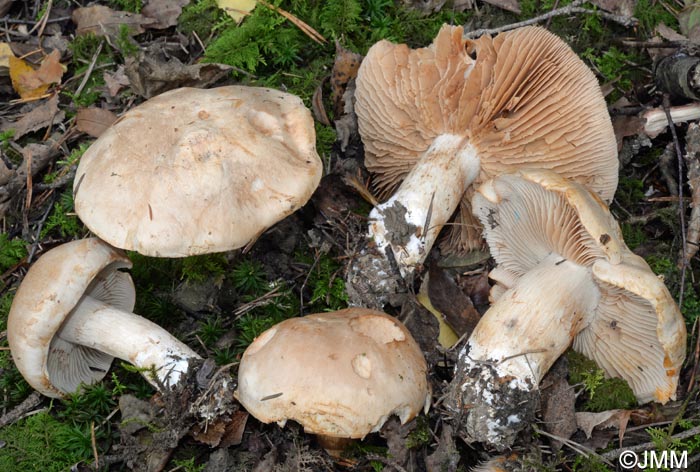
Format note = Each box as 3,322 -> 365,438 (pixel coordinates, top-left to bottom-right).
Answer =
481,0 -> 521,14
125,52 -> 232,98
72,5 -> 154,37
427,262 -> 481,338
0,42 -> 14,70
103,66 -> 130,96
331,42 -> 362,117
576,409 -> 631,441
0,95 -> 63,139
217,0 -> 257,22
141,0 -> 190,29
591,0 -> 635,17
76,107 -> 118,138
9,50 -> 64,99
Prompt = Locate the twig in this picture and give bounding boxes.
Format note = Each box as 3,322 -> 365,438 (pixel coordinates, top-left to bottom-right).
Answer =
463,0 -> 637,39
257,0 -> 326,44
663,95 -> 688,306
74,41 -> 103,98
90,421 -> 99,471
602,425 -> 700,460
533,425 -> 615,467
0,392 -> 42,428
27,193 -> 56,264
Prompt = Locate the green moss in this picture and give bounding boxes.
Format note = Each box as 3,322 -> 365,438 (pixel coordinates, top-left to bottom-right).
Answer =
109,0 -> 143,13
296,251 -> 348,312
635,0 -> 678,35
0,411 -> 95,471
567,351 -> 637,412
41,190 -> 84,239
180,253 -> 228,283
230,258 -> 269,296
178,0 -> 223,38
0,234 -> 27,273
620,222 -> 647,250
405,415 -> 431,449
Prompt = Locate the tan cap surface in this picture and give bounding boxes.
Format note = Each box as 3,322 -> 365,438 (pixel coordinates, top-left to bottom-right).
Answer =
472,169 -> 686,404
235,308 -> 430,438
74,86 -> 323,257
8,238 -> 134,398
355,25 -> 618,252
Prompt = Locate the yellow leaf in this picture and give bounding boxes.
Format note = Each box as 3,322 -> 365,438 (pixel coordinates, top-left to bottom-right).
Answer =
0,42 -> 14,69
217,0 -> 257,23
417,277 -> 459,348
9,50 -> 64,99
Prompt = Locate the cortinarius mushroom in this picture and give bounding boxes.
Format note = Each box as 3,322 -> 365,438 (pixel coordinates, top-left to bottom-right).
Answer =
352,25 -> 618,279
8,238 -> 200,398
445,169 -> 686,448
74,86 -> 322,257
234,308 -> 430,454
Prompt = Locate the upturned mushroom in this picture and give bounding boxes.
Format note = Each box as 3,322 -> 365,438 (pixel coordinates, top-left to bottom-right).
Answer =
445,169 -> 686,448
234,308 -> 430,455
73,86 -> 322,257
351,25 -> 618,282
8,238 -> 200,398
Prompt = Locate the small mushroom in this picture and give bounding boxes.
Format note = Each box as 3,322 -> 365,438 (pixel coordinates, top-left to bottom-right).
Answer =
353,25 -> 618,277
73,86 -> 323,257
445,169 -> 686,448
8,238 -> 200,398
234,308 -> 430,455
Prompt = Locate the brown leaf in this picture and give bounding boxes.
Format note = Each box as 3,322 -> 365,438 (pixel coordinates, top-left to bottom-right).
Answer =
190,410 -> 248,447
427,262 -> 481,337
76,107 -> 118,138
540,359 -> 577,450
142,0 -> 190,29
124,53 -> 232,98
72,5 -> 154,37
0,94 -> 63,139
312,77 -> 331,126
331,42 -> 362,117
0,0 -> 13,17
103,66 -> 130,97
9,50 -> 64,99
576,409 -> 632,443
612,115 -> 643,151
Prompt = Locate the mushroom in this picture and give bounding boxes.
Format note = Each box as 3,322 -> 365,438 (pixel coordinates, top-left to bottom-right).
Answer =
353,25 -> 618,278
445,169 -> 687,448
234,308 -> 430,455
73,86 -> 322,257
8,238 -> 200,398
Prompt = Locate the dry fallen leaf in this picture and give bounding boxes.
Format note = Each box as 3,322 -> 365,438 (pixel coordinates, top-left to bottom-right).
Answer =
0,42 -> 14,70
141,0 -> 190,29
72,5 -> 154,37
103,66 -> 130,97
591,0 -> 635,17
331,42 -> 362,117
417,274 -> 459,348
0,95 -> 64,139
75,107 -> 118,138
217,0 -> 257,23
9,50 -> 64,99
576,409 -> 632,441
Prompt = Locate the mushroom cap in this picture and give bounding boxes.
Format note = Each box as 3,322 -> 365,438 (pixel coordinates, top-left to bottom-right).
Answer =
74,86 -> 323,257
234,308 -> 431,438
471,169 -> 686,404
8,238 -> 134,398
355,25 -> 618,252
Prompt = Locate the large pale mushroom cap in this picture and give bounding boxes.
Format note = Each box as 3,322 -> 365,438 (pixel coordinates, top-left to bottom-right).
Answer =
8,238 -> 134,398
234,308 -> 431,438
355,25 -> 618,252
473,169 -> 686,404
74,86 -> 323,257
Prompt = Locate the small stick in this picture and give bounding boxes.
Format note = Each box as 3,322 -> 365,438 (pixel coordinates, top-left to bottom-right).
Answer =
464,0 -> 637,39
74,41 -> 104,98
663,95 -> 688,306
90,421 -> 99,471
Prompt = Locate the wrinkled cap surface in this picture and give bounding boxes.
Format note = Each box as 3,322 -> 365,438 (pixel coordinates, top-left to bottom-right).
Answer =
355,25 -> 618,252
74,86 -> 323,257
472,169 -> 686,404
7,238 -> 134,398
235,308 -> 431,438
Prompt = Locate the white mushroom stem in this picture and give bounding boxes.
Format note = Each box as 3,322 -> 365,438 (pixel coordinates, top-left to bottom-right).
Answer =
369,134 -> 479,275
462,253 -> 600,386
450,253 -> 601,446
643,103 -> 700,138
57,296 -> 201,389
